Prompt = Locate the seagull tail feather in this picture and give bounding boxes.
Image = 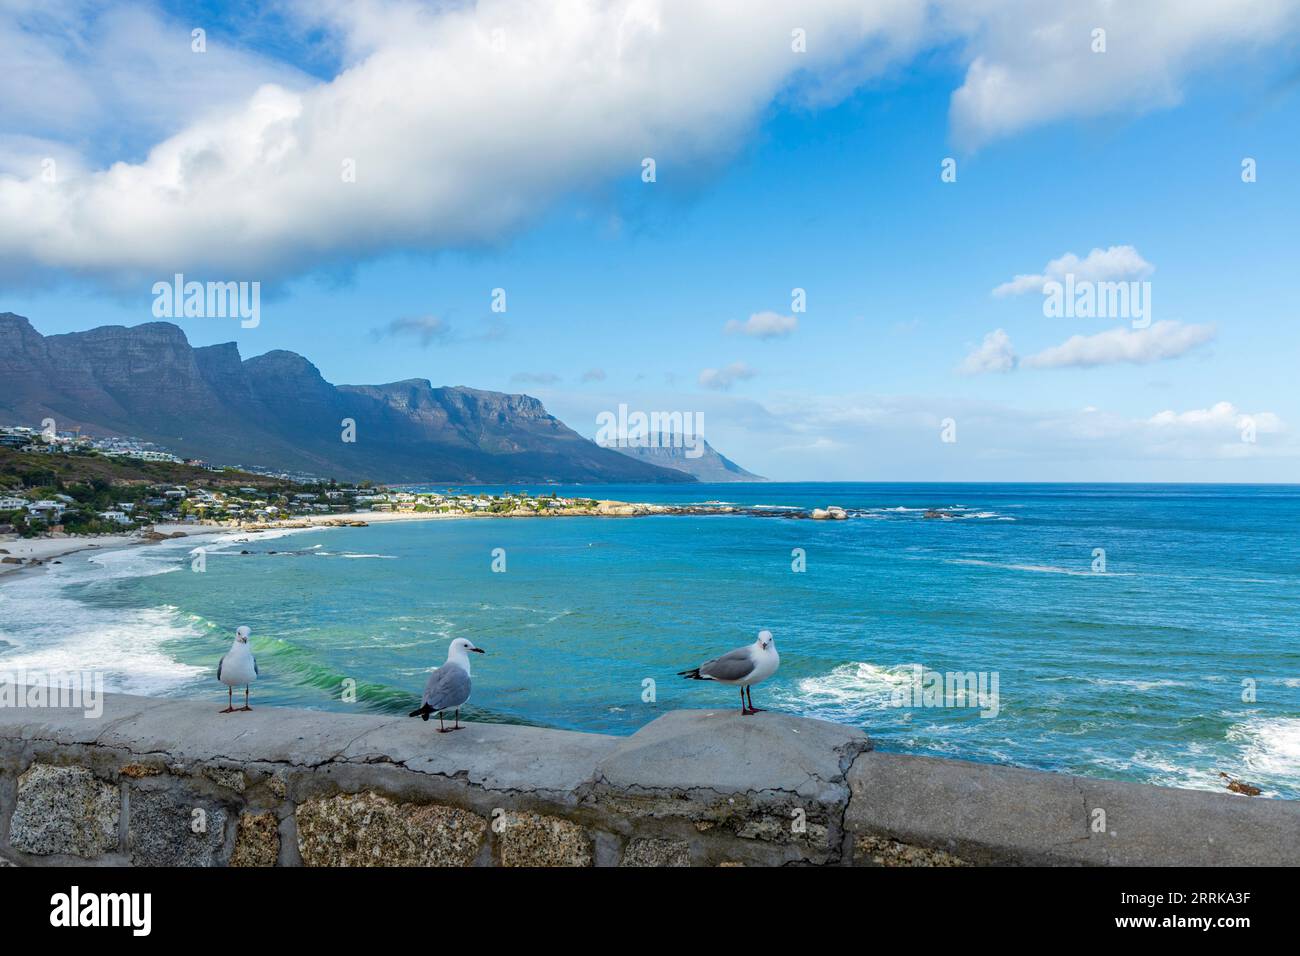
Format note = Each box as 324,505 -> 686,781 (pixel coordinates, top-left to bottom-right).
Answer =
408,704 -> 433,720
677,668 -> 703,680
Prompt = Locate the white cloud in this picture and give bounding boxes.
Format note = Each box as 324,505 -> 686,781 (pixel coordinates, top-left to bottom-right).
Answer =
725,311 -> 798,339
1147,401 -> 1282,433
0,1 -> 311,171
959,328 -> 1017,375
699,361 -> 756,391
5,1 -> 1299,284
993,245 -> 1154,297
946,0 -> 1300,148
580,367 -> 607,383
0,0 -> 937,283
1022,321 -> 1215,369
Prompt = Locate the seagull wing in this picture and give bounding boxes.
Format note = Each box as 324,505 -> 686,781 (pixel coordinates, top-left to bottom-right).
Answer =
217,654 -> 224,681
697,646 -> 757,682
253,656 -> 259,677
422,664 -> 471,712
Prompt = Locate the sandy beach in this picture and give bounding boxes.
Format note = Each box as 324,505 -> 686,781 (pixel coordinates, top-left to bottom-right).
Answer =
0,498 -> 693,584
0,508 -> 505,583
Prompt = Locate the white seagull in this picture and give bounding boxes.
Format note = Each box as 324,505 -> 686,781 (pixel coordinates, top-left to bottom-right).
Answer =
678,629 -> 780,715
217,625 -> 258,713
408,638 -> 485,733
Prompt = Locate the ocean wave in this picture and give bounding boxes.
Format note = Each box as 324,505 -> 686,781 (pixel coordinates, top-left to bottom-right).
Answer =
773,661 -> 923,721
948,558 -> 1128,576
0,577 -> 207,695
1079,677 -> 1189,692
1228,716 -> 1300,778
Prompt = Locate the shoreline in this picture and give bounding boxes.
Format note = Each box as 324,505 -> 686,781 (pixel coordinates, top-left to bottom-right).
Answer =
0,499 -> 710,584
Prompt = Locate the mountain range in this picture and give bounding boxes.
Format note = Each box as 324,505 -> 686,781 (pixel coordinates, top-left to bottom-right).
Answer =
606,434 -> 764,482
0,313 -> 731,484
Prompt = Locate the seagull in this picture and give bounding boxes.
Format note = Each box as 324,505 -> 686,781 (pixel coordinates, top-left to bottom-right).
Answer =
217,625 -> 258,713
678,630 -> 779,715
408,638 -> 485,733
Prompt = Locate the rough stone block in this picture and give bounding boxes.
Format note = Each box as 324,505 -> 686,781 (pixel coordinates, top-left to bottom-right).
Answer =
854,833 -> 970,867
230,812 -> 280,867
497,811 -> 592,867
128,789 -> 227,866
10,764 -> 119,858
296,791 -> 485,867
620,837 -> 691,867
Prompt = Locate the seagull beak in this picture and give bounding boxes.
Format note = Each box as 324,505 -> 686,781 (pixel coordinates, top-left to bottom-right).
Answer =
471,647 -> 486,654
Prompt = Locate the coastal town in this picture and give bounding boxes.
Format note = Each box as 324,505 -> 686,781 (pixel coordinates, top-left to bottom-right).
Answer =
0,423 -> 619,539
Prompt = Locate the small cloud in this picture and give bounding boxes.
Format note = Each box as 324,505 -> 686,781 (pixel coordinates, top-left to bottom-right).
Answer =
1022,321 -> 1215,369
580,367 -> 607,383
959,328 -> 1017,375
511,371 -> 561,385
1147,401 -> 1281,432
370,315 -> 451,347
725,311 -> 798,339
699,361 -> 756,391
993,245 -> 1153,297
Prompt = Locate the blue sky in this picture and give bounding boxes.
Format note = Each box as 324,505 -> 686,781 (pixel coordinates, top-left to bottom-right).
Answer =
3,1 -> 1299,481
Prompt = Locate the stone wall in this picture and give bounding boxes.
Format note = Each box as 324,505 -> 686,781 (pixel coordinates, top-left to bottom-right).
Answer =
0,692 -> 1296,866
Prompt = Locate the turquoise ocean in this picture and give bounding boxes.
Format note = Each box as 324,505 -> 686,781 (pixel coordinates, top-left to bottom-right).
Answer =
2,483 -> 1297,797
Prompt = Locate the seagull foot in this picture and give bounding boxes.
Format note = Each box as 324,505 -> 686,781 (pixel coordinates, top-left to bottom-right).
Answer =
238,706 -> 252,712
218,707 -> 236,714
437,726 -> 462,733
741,707 -> 758,716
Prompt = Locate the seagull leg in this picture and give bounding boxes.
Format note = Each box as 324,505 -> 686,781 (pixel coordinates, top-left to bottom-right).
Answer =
453,708 -> 461,731
219,686 -> 235,714
741,687 -> 756,716
437,711 -> 447,733
239,686 -> 252,712
746,686 -> 764,713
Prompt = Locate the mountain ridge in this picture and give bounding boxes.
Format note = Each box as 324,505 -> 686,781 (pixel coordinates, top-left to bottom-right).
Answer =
0,313 -> 695,484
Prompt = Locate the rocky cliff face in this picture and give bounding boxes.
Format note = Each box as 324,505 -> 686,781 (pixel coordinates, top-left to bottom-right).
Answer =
608,432 -> 765,482
0,313 -> 693,483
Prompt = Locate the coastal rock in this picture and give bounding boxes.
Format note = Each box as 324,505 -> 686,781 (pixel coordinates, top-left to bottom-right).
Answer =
497,811 -> 593,867
620,837 -> 691,867
295,792 -> 485,867
128,789 -> 227,866
855,834 -> 970,867
230,811 -> 280,867
120,762 -> 164,779
10,764 -> 120,858
201,766 -> 247,793
810,506 -> 847,520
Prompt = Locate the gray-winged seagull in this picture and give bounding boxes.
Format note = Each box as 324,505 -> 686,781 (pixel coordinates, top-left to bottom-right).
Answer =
217,625 -> 258,713
408,637 -> 485,732
678,629 -> 779,715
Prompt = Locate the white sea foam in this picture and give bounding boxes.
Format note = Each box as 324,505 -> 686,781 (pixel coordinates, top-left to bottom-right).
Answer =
775,662 -> 923,720
0,561 -> 207,696
1229,716 -> 1300,778
1081,677 -> 1188,692
948,558 -> 1127,576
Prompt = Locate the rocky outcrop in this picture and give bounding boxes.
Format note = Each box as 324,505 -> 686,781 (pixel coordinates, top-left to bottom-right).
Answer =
811,506 -> 847,520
